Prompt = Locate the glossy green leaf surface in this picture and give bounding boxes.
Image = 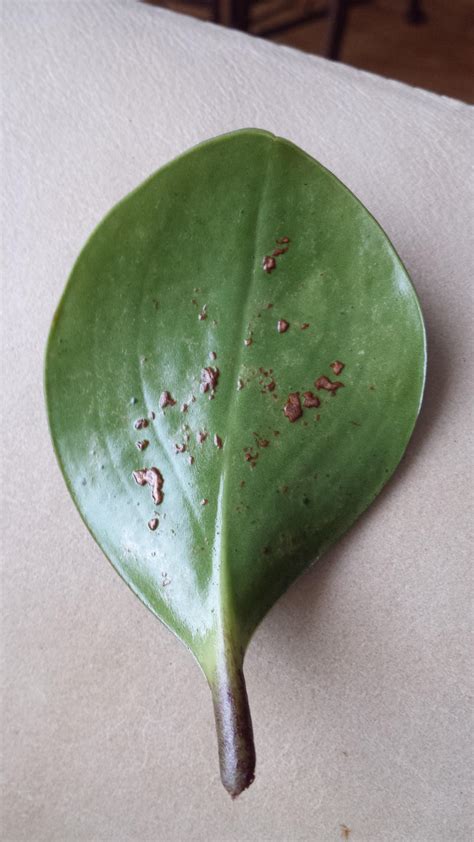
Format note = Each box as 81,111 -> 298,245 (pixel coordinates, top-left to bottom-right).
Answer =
45,129 -> 426,795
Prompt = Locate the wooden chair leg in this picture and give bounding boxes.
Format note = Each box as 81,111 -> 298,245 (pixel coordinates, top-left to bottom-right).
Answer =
226,0 -> 250,30
406,0 -> 427,24
325,0 -> 349,60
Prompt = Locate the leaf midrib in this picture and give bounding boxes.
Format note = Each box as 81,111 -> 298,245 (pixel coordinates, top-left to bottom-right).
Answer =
213,134 -> 277,641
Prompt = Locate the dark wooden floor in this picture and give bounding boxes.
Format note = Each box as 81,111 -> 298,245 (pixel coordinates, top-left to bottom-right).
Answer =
153,0 -> 474,103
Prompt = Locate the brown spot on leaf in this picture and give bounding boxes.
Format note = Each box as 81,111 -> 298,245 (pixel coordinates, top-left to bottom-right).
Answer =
132,467 -> 164,506
148,410 -> 155,420
200,366 -> 220,394
200,498 -> 208,506
331,360 -> 345,375
214,434 -> 223,449
272,247 -> 288,257
136,439 -> 149,451
258,439 -> 270,448
244,450 -> 259,468
174,443 -> 186,453
237,378 -> 244,390
188,455 -> 194,465
315,375 -> 344,393
180,403 -> 188,413
197,431 -> 208,444
159,391 -> 176,409
209,351 -> 217,360
276,237 -> 290,244
283,392 -> 302,422
134,418 -> 148,430
301,323 -> 310,330
262,255 -> 277,274
148,518 -> 159,531
277,319 -> 289,333
303,391 -> 320,408
244,338 -> 252,347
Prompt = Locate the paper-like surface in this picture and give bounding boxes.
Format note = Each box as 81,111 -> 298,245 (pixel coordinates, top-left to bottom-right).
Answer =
2,2 -> 472,839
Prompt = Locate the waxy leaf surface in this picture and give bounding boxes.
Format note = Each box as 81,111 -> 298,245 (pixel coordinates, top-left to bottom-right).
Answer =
46,130 -> 426,795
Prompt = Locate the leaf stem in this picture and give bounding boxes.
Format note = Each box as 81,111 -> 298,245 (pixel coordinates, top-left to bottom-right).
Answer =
210,644 -> 256,798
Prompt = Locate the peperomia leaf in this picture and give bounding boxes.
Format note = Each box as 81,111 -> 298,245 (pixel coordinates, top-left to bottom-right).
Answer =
45,129 -> 426,796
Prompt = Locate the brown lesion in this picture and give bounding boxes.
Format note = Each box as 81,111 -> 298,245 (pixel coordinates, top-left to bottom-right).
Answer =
200,366 -> 220,394
132,467 -> 164,505
315,375 -> 344,393
159,391 -> 176,409
244,448 -> 259,468
331,360 -> 345,375
262,255 -> 276,273
283,392 -> 302,422
259,368 -> 276,394
302,391 -> 320,408
134,418 -> 148,430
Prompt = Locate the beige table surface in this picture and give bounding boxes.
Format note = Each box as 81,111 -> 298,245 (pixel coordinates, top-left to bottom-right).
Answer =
1,1 -> 473,840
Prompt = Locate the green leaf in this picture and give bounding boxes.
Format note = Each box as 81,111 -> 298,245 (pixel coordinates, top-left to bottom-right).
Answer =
45,129 -> 426,796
